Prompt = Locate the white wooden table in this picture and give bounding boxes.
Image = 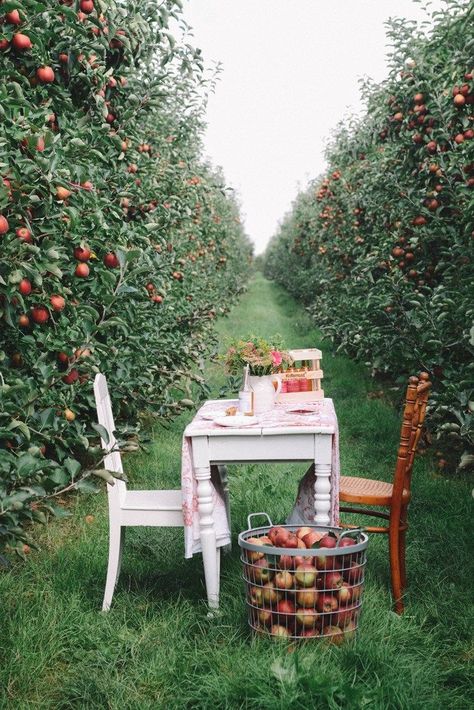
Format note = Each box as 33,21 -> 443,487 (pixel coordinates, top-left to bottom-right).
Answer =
184,401 -> 337,609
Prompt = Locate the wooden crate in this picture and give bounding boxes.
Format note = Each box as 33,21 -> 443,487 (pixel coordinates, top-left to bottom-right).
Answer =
276,348 -> 324,402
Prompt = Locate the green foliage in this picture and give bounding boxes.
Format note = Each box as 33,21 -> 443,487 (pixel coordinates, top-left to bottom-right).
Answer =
0,0 -> 252,552
265,1 -> 474,473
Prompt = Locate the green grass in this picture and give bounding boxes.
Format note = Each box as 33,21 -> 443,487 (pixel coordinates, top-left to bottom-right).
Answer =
1,273 -> 473,709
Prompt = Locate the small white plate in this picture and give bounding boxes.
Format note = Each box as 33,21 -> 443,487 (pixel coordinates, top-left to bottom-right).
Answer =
213,415 -> 258,427
199,409 -> 227,421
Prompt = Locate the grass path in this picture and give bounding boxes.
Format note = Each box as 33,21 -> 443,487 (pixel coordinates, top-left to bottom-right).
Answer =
1,273 -> 473,709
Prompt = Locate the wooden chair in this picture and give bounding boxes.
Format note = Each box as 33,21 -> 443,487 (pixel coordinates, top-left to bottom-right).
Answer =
339,372 -> 431,614
93,373 -> 183,611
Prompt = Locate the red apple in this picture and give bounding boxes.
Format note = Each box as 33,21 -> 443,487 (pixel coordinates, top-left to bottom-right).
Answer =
74,246 -> 91,262
285,533 -> 299,549
274,599 -> 296,626
300,628 -> 320,637
316,594 -> 338,614
36,66 -> 55,83
80,0 -> 94,13
270,624 -> 291,638
278,554 -> 294,570
0,215 -> 9,234
247,557 -> 273,585
257,608 -> 273,626
319,533 -> 338,549
50,294 -> 65,311
338,583 -> 352,605
12,33 -> 32,51
57,351 -> 69,365
268,526 -> 286,544
295,607 -> 319,628
274,571 -> 294,590
274,528 -> 291,547
344,563 -> 363,584
62,369 -> 79,384
302,530 -> 325,548
56,186 -> 71,200
103,252 -> 119,268
6,10 -> 22,25
18,279 -> 32,296
261,583 -> 280,606
323,571 -> 343,590
296,526 -> 313,540
295,587 -> 318,608
18,314 -> 30,328
16,227 -> 32,242
31,306 -> 49,324
249,586 -> 264,607
295,563 -> 317,588
75,263 -> 90,278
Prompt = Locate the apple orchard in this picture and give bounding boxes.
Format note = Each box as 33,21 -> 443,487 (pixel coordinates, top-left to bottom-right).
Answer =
265,2 -> 474,475
0,0 -> 252,554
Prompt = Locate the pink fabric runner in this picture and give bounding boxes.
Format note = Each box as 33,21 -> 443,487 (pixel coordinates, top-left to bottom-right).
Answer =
182,398 -> 340,558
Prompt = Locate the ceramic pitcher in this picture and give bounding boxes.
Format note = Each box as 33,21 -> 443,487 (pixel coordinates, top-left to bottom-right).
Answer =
249,375 -> 282,414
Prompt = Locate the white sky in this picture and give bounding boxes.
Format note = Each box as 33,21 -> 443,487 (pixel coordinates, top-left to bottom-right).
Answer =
184,0 -> 440,254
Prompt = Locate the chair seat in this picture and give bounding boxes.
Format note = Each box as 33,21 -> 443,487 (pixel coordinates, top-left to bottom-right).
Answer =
339,476 -> 410,506
122,489 -> 182,511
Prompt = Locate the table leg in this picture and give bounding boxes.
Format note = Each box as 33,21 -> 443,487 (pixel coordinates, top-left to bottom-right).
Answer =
314,462 -> 331,525
195,464 -> 219,608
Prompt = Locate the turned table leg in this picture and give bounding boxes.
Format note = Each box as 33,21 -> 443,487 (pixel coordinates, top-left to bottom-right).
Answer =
314,433 -> 332,526
195,464 -> 219,608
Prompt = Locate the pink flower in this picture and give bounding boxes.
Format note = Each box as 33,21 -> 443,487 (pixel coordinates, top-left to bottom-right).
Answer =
271,350 -> 282,366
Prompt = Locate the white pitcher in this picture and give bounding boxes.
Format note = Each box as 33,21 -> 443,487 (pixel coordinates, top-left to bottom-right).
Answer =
248,374 -> 282,414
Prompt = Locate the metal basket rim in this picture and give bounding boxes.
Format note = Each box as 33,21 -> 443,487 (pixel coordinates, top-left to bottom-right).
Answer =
238,524 -> 369,556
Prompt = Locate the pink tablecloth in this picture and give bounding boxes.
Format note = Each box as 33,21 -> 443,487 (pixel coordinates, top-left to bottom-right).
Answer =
182,399 -> 340,558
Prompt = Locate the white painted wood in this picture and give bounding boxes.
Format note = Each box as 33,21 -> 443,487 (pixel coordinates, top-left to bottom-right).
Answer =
195,464 -> 219,608
188,413 -> 337,609
93,373 -> 184,611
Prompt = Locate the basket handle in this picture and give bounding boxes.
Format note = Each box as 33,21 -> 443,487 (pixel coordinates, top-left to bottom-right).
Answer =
336,528 -> 365,546
247,512 -> 273,530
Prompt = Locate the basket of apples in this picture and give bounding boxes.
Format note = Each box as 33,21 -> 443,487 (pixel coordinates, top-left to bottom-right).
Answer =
238,513 -> 368,642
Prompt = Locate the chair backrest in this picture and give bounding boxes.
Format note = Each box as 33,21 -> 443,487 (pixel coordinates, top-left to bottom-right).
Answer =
393,372 -> 431,502
93,373 -> 127,506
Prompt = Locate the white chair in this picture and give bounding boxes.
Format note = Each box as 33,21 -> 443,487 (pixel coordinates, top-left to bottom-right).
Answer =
93,373 -> 184,611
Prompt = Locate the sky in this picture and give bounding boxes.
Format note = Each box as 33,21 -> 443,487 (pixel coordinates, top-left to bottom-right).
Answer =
183,0 -> 440,254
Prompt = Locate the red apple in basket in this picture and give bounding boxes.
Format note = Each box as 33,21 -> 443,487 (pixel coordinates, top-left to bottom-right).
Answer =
316,594 -> 338,614
275,599 -> 296,625
301,628 -> 320,637
261,583 -> 280,606
324,571 -> 343,590
247,557 -> 273,584
268,526 -> 286,544
315,552 -> 338,571
258,608 -> 273,626
296,526 -> 313,540
296,587 -> 318,608
285,533 -> 299,548
274,571 -> 294,590
319,533 -> 338,549
296,607 -> 320,628
278,554 -> 294,570
274,529 -> 291,547
350,584 -> 362,603
302,530 -> 325,548
295,563 -> 318,588
245,537 -> 266,562
334,605 -> 357,627
344,562 -> 363,584
294,554 -> 312,568
338,583 -> 352,605
270,624 -> 291,638
249,586 -> 264,607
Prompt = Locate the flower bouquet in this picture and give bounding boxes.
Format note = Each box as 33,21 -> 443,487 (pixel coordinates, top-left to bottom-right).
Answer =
223,335 -> 292,377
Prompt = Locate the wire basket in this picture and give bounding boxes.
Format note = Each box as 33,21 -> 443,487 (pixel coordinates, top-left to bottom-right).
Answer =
238,513 -> 369,642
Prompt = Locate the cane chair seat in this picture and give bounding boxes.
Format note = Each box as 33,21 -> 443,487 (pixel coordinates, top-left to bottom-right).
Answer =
339,476 -> 410,506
